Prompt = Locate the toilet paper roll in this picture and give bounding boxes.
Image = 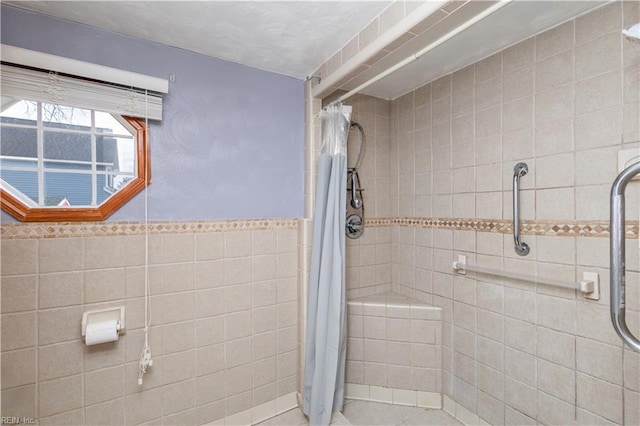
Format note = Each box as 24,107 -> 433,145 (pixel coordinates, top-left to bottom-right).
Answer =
85,319 -> 119,345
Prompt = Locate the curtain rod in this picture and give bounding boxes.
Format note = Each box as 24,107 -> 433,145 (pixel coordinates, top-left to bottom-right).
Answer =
330,0 -> 513,106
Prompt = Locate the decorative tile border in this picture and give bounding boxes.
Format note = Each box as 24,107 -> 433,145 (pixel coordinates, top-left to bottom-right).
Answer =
3,216 -> 636,239
0,218 -> 299,239
364,217 -> 639,239
363,217 -> 393,227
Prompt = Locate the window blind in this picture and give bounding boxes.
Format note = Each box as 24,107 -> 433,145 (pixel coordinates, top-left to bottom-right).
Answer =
1,64 -> 164,120
1,44 -> 168,93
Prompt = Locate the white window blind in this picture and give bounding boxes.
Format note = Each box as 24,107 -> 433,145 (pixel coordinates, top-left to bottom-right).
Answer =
1,44 -> 168,93
1,64 -> 164,120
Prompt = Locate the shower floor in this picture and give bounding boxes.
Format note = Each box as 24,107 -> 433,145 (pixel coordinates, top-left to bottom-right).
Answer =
257,399 -> 462,425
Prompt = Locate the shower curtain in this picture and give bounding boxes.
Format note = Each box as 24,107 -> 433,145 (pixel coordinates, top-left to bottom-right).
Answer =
303,104 -> 351,426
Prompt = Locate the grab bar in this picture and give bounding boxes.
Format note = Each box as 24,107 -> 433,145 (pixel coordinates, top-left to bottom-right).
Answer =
453,254 -> 599,296
610,162 -> 640,352
513,163 -> 530,256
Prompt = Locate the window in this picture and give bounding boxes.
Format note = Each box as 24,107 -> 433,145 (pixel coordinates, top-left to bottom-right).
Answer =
0,46 -> 167,222
0,100 -> 150,221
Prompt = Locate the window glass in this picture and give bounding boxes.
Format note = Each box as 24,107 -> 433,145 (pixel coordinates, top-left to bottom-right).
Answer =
43,131 -> 92,162
97,173 -> 132,203
43,171 -> 92,206
0,169 -> 38,204
1,100 -> 38,121
95,112 -> 131,136
42,103 -> 92,129
0,126 -> 37,163
0,99 -> 139,210
98,137 -> 136,175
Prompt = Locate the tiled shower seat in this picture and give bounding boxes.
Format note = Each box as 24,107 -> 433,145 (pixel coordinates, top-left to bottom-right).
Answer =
345,292 -> 442,409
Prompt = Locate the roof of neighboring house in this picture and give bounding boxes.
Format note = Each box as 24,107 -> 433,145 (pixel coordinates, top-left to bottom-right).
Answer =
1,117 -> 120,167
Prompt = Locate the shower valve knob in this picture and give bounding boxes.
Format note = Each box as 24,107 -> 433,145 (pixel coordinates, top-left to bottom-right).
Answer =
346,214 -> 364,239
347,222 -> 361,232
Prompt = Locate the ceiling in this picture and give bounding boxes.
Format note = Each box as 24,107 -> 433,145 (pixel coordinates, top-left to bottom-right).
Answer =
4,0 -> 612,100
3,1 -> 392,80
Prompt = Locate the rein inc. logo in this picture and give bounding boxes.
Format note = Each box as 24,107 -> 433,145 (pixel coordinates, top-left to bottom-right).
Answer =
1,418 -> 35,424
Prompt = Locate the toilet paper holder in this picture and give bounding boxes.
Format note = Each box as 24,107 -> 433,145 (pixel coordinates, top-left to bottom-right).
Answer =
81,307 -> 125,342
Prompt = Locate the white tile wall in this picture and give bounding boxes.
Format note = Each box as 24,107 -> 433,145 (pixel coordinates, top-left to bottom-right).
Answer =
347,294 -> 442,397
1,227 -> 299,425
381,2 -> 640,424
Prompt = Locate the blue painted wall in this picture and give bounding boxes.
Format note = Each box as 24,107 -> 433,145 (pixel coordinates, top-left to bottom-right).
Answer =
0,5 -> 304,221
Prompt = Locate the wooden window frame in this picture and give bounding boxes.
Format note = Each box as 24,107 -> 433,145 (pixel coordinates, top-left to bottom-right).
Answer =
1,116 -> 150,222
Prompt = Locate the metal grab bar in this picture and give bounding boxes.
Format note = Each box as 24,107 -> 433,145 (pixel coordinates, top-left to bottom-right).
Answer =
610,162 -> 640,352
513,163 -> 530,256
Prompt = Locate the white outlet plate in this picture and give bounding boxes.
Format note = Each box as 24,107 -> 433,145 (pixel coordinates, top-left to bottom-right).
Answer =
618,148 -> 640,175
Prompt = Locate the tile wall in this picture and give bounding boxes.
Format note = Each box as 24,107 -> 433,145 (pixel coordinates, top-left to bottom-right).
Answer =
383,2 -> 640,424
7,2 -> 635,425
310,0 -> 468,98
1,222 -> 299,425
345,95 -> 394,299
346,293 -> 442,394
303,3 -> 640,424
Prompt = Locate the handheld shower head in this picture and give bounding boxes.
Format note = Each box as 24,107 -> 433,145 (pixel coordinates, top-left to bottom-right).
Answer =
623,23 -> 640,43
349,169 -> 362,209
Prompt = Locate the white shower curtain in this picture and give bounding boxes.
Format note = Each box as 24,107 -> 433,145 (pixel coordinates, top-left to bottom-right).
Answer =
303,104 -> 351,426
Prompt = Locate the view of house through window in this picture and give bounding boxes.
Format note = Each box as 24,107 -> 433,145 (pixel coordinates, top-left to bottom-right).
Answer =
0,99 -> 136,207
